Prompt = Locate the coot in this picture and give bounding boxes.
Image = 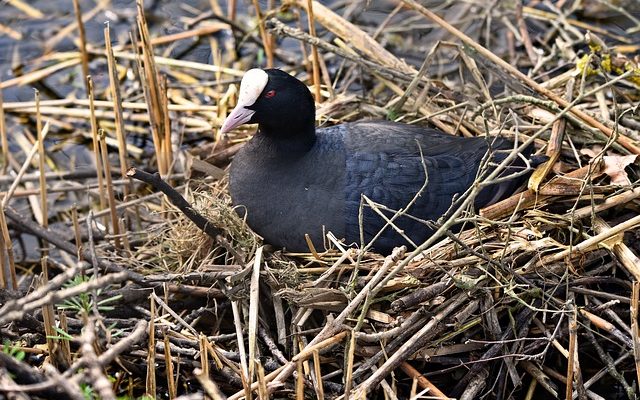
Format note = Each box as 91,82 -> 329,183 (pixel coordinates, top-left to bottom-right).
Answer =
221,68 -> 532,254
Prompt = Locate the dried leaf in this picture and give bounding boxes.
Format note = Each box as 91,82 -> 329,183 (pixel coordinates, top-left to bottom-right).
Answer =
579,145 -> 603,158
603,154 -> 638,185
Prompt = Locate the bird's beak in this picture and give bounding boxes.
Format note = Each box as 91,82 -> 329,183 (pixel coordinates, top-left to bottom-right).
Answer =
220,103 -> 255,134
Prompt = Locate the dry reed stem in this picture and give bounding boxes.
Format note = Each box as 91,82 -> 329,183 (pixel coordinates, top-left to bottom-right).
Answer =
230,248 -> 405,399
0,59 -> 81,89
57,312 -> 71,371
71,0 -> 90,95
5,104 -> 211,135
0,208 -> 15,289
0,214 -> 6,289
146,296 -> 157,398
0,22 -> 22,40
248,246 -> 263,384
481,161 -> 604,220
529,78 -> 575,191
343,331 -> 356,396
251,0 -> 273,68
98,130 -> 121,248
40,258 -> 70,370
104,25 -> 130,182
305,0 -> 321,103
566,304 -> 577,400
292,0 -> 414,75
227,0 -> 236,20
231,299 -> 249,390
149,22 -> 229,46
135,1 -> 169,175
0,86 -> 7,175
163,332 -> 176,399
351,293 -> 469,397
35,91 -> 47,238
194,368 -> 226,400
87,77 -> 108,218
592,217 -> 640,281
399,362 -> 451,400
6,0 -> 44,18
312,349 -> 324,400
295,359 -> 304,400
110,50 -> 245,76
159,76 -> 173,175
71,205 -> 82,261
0,177 -> 133,199
632,282 -> 640,394
540,212 -> 640,267
199,335 -> 209,379
4,98 -> 217,112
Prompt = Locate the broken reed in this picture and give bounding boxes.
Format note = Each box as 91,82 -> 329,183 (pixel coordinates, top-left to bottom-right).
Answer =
98,129 -> 121,248
135,0 -> 171,176
104,24 -> 130,186
86,76 -> 108,222
71,0 -> 90,96
35,90 -> 47,249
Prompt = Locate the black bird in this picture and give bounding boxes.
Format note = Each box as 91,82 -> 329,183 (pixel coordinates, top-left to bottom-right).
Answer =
221,68 -> 534,254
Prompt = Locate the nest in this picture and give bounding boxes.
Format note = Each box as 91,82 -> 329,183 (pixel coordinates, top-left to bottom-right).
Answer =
1,1 -> 640,399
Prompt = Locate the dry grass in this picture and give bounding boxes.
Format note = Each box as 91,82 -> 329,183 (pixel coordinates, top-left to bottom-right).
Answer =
1,0 -> 640,399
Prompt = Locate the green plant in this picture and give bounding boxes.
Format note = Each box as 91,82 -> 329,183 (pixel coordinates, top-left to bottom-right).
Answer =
45,326 -> 74,341
57,275 -> 122,315
2,339 -> 25,361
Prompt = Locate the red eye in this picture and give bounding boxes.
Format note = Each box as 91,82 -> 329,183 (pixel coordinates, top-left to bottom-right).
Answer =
264,89 -> 276,98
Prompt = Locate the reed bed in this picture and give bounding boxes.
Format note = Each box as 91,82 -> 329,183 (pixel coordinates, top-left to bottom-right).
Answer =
1,0 -> 640,399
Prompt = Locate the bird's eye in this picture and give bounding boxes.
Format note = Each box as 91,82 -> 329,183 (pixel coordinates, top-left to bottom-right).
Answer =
264,89 -> 276,98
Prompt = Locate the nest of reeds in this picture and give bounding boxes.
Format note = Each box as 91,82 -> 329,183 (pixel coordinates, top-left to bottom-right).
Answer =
1,1 -> 640,399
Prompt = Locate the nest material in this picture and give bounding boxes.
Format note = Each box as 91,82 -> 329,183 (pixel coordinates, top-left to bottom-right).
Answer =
0,1 -> 639,400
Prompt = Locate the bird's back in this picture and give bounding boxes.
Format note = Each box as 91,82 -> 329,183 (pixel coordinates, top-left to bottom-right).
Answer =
341,121 -> 512,252
230,120 -> 530,253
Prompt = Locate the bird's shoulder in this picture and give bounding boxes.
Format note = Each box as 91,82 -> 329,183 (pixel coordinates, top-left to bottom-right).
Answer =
331,120 -> 492,156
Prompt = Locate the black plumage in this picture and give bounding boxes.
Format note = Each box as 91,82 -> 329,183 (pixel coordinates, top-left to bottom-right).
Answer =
222,69 -> 534,254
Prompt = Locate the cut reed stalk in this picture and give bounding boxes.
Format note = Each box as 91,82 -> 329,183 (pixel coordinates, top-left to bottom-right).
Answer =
227,0 -> 237,21
159,76 -> 173,175
305,0 -> 322,103
146,296 -> 157,398
0,209 -> 16,289
0,86 -> 8,175
0,222 -> 5,289
251,0 -> 273,68
71,205 -> 82,262
135,1 -> 169,175
87,77 -> 108,219
41,258 -> 63,369
104,25 -> 131,185
72,0 -> 90,95
163,331 -> 176,399
632,282 -> 640,394
98,130 -> 121,249
35,90 -> 48,254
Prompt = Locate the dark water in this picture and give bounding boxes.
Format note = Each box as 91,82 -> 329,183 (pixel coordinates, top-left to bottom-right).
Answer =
0,0 -> 217,102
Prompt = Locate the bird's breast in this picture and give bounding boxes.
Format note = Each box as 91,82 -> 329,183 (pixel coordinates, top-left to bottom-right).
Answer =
229,146 -> 347,251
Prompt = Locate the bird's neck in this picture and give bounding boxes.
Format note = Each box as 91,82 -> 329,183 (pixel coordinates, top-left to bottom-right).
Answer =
258,122 -> 317,154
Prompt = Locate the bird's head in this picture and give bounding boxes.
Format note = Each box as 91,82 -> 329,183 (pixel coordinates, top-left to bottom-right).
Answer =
220,69 -> 316,137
